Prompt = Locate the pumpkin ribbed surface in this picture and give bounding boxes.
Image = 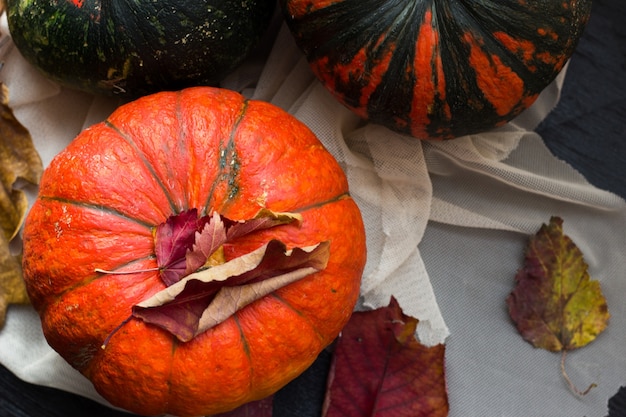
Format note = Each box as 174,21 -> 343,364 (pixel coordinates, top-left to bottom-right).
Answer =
281,0 -> 592,140
6,0 -> 275,97
21,87 -> 366,416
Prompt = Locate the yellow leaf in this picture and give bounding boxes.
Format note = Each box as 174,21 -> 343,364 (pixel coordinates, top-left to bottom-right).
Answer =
507,216 -> 609,351
0,82 -> 43,327
507,216 -> 610,395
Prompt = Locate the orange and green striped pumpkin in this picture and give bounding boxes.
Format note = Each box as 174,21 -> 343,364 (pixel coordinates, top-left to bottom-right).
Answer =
280,0 -> 593,140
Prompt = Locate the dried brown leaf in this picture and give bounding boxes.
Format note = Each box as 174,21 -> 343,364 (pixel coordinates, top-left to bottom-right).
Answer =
133,240 -> 330,341
154,208 -> 301,286
0,83 -> 42,326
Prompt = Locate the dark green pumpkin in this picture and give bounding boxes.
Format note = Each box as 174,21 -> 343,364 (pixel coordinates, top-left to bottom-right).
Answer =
6,0 -> 275,98
280,0 -> 592,140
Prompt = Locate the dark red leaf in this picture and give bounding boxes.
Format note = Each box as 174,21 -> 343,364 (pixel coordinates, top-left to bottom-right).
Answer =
154,209 -> 301,286
184,212 -> 227,275
133,240 -> 330,341
323,297 -> 448,417
155,208 -> 201,286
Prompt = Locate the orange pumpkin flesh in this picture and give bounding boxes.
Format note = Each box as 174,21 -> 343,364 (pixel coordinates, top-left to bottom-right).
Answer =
21,87 -> 366,416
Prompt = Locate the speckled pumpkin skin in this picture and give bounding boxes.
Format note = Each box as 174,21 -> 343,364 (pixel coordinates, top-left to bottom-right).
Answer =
21,87 -> 366,416
281,0 -> 592,140
6,0 -> 275,98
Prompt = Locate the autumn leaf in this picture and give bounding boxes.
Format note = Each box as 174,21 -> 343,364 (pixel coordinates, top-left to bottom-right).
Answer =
0,82 -> 43,327
154,208 -> 302,285
133,240 -> 330,342
184,212 -> 227,275
226,208 -> 302,241
212,396 -> 274,417
155,208 -> 206,286
98,209 -> 310,344
322,297 -> 448,417
507,216 -> 610,395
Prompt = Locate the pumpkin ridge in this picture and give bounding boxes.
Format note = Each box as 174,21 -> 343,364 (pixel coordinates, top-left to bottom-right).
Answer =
269,292 -> 326,343
364,1 -> 421,129
232,314 -> 254,392
292,192 -> 352,213
39,196 -> 156,230
104,119 -> 181,215
425,1 -> 506,136
230,313 -> 255,403
202,99 -> 250,215
290,0 -> 399,60
165,336 -> 178,407
438,2 -> 540,109
174,91 -> 192,213
296,0 -> 407,105
430,0 -> 586,135
40,254 -> 159,312
461,0 -> 584,78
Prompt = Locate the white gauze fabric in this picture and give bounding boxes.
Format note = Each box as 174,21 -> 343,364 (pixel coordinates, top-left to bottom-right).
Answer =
1,16 -> 625,416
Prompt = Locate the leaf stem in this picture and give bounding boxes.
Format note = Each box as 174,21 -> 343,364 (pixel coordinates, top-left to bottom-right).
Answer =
560,350 -> 597,397
95,267 -> 159,275
101,316 -> 133,349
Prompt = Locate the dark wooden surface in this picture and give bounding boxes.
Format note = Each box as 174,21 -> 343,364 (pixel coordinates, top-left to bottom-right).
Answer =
1,0 -> 625,415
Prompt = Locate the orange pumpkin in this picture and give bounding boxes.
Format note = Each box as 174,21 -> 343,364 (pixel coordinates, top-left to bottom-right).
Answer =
21,87 -> 366,416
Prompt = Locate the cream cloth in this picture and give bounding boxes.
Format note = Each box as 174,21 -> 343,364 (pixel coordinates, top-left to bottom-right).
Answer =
1,15 -> 624,416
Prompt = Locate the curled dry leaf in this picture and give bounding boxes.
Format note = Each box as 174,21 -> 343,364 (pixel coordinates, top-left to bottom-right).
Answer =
154,208 -> 301,286
0,82 -> 43,327
134,239 -> 330,342
104,208 -> 322,343
323,297 -> 448,417
507,216 -> 610,396
154,208 -> 207,286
